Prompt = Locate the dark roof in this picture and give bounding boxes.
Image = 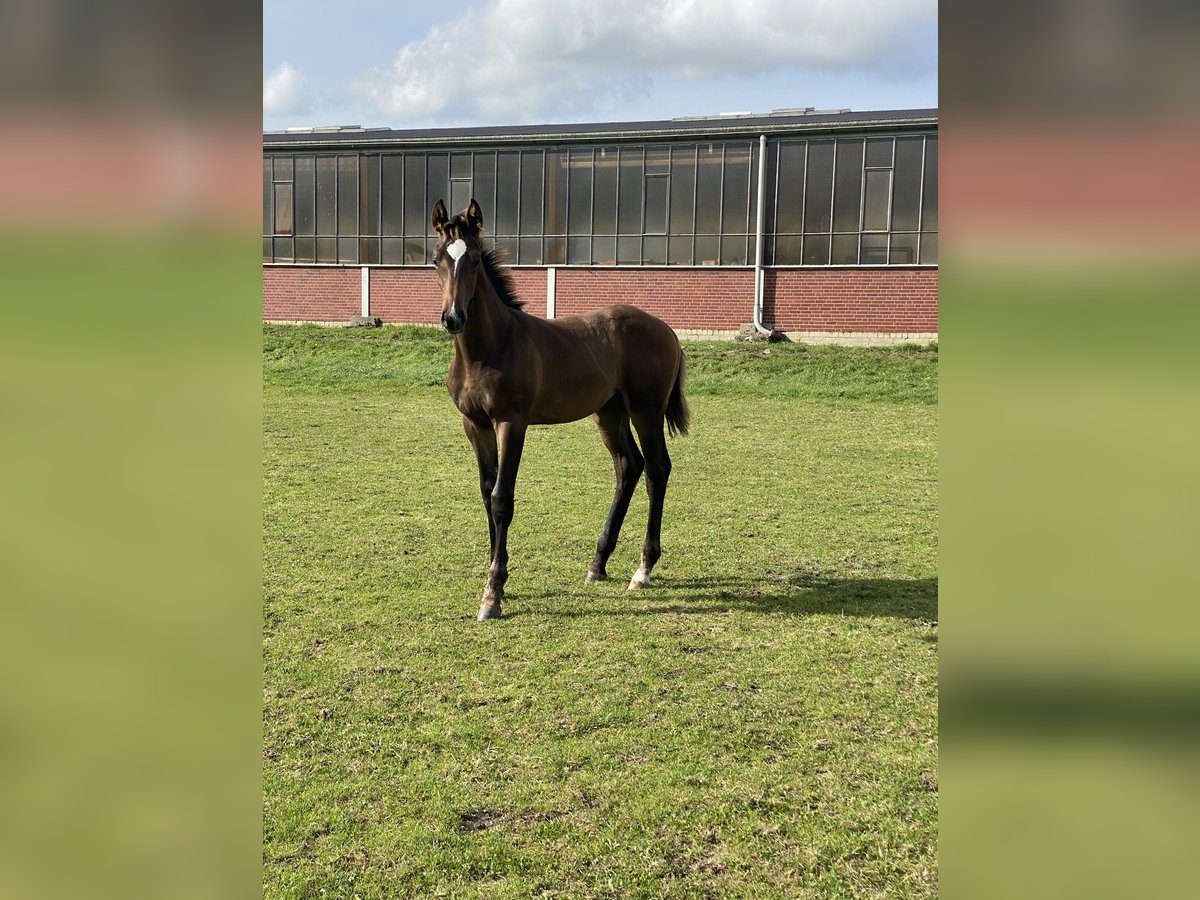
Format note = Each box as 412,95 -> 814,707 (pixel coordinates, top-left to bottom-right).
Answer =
263,107 -> 937,149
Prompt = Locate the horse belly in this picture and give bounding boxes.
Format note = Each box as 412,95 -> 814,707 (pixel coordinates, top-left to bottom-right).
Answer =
529,376 -> 614,425
530,381 -> 614,422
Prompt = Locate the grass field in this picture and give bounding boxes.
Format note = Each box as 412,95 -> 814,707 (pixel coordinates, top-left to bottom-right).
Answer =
263,324 -> 938,898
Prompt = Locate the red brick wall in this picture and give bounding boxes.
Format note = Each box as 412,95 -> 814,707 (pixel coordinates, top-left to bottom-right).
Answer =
263,265 -> 938,334
369,269 -> 442,325
555,268 -> 753,329
767,268 -> 938,333
263,267 -> 359,322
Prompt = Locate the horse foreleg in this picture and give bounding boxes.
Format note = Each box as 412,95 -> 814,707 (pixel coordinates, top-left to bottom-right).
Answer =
464,418 -> 498,564
629,416 -> 671,590
479,419 -> 526,620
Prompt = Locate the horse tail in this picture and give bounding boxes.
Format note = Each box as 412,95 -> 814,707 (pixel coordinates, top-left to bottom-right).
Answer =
665,351 -> 690,438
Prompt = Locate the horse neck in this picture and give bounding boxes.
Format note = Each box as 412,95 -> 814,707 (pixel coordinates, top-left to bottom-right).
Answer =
454,269 -> 517,363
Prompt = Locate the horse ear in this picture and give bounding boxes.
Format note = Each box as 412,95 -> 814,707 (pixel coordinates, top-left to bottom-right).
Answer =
432,199 -> 448,233
465,198 -> 484,231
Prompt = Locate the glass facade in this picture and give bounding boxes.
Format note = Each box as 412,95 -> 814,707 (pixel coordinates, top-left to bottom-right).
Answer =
264,131 -> 936,267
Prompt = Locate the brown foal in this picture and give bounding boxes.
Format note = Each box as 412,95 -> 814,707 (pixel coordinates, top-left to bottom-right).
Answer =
432,199 -> 689,620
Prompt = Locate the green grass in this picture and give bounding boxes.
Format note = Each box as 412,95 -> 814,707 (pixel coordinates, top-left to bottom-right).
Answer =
264,324 -> 938,898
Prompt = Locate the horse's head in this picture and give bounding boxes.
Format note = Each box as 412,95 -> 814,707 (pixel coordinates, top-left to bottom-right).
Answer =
431,198 -> 485,334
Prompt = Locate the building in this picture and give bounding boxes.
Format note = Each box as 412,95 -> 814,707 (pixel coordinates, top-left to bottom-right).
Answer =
263,107 -> 937,343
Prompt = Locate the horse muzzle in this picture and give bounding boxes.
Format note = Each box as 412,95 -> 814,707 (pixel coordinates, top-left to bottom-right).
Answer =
441,307 -> 465,334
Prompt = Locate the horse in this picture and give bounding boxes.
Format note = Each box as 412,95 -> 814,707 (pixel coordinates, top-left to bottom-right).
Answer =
431,198 -> 689,620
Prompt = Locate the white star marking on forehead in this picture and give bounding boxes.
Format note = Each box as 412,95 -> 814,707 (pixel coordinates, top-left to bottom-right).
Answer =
446,238 -> 467,273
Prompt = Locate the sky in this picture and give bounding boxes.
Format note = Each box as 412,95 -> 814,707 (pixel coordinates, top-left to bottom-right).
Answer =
263,0 -> 937,132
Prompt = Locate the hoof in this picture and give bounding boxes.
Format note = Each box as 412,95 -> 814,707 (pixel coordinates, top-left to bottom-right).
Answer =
585,570 -> 607,583
627,567 -> 651,590
477,601 -> 502,620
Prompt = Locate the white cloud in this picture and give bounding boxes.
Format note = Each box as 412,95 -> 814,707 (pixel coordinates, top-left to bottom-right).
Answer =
355,0 -> 935,124
263,62 -> 311,116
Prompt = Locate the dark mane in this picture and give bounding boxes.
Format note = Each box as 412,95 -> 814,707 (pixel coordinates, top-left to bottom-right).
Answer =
480,246 -> 525,310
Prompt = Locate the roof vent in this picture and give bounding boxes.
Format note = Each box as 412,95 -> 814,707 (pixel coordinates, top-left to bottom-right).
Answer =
770,107 -> 851,116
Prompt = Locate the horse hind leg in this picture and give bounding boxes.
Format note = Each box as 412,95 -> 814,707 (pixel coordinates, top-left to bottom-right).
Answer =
587,398 -> 644,582
628,412 -> 671,590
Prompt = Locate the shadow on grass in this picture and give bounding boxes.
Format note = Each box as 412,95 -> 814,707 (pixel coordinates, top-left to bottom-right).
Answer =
528,572 -> 937,621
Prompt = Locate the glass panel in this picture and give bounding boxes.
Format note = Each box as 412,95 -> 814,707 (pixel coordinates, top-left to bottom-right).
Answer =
337,156 -> 357,236
618,148 -> 642,235
643,235 -> 666,265
519,236 -> 541,264
919,232 -> 937,264
403,155 -> 425,238
273,156 -> 293,182
802,234 -> 830,265
775,141 -> 805,234
426,154 -> 449,233
295,237 -> 315,264
262,158 -> 272,234
568,236 -> 590,265
544,150 -> 567,235
892,137 -> 924,231
720,235 -> 747,266
803,140 -> 834,233
772,235 -> 802,265
381,156 -> 403,235
694,144 -> 722,233
273,237 -> 293,262
450,152 -> 471,179
382,238 -> 405,264
863,170 -> 892,232
866,137 -> 893,168
860,233 -> 888,264
472,152 -> 496,224
360,155 -> 379,236
592,235 -> 616,265
295,157 -> 315,235
316,157 -> 336,235
495,152 -> 519,234
748,141 -> 759,231
721,143 -> 751,236
669,145 -> 695,235
645,146 -> 669,174
494,236 -> 518,262
644,175 -> 667,234
545,236 -> 566,265
360,238 -> 380,265
316,237 -> 336,263
592,148 -> 617,235
695,235 -> 720,265
668,235 -> 693,265
617,236 -> 640,265
921,136 -> 938,232
889,233 -> 919,264
403,238 -> 426,265
568,149 -> 592,235
273,184 -> 293,235
403,156 -> 427,237
831,233 -> 859,265
520,151 -> 543,235
262,236 -> 271,262
338,237 -> 358,263
450,180 -> 471,214
833,139 -> 863,233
